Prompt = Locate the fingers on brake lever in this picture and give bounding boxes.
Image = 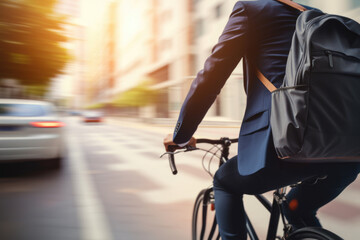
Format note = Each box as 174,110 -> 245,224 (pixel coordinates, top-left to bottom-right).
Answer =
185,145 -> 197,151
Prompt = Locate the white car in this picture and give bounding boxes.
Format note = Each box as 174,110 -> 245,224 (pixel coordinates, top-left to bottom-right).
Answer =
82,111 -> 103,123
0,99 -> 64,166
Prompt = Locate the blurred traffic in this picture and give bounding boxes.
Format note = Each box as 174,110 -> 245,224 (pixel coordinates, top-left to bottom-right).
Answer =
82,110 -> 104,123
0,99 -> 64,165
1,0 -> 360,239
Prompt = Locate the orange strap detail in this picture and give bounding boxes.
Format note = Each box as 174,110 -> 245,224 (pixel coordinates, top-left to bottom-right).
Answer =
255,1 -> 306,92
256,69 -> 277,93
276,0 -> 307,12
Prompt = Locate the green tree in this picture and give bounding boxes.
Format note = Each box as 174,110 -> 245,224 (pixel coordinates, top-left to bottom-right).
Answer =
0,0 -> 70,86
112,81 -> 158,108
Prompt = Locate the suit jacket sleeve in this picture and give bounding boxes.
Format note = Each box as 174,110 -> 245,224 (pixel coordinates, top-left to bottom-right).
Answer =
173,2 -> 249,144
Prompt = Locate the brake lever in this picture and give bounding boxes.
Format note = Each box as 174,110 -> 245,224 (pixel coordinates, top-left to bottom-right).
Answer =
185,145 -> 197,151
160,145 -> 198,175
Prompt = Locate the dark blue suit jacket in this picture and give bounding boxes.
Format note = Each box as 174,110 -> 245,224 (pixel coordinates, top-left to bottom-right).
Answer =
173,0 -> 305,175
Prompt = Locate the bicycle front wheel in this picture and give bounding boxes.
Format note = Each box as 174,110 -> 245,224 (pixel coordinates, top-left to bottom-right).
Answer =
286,227 -> 343,240
192,188 -> 220,240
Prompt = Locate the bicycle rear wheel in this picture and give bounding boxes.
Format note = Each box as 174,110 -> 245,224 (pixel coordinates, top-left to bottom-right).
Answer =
192,188 -> 220,240
286,227 -> 343,240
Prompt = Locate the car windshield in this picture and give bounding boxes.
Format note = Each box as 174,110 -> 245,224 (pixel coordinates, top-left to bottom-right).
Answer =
0,104 -> 51,117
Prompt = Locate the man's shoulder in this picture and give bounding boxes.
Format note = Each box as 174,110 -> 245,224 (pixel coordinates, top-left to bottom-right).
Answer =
233,0 -> 307,19
232,0 -> 282,16
234,0 -> 313,11
234,0 -> 280,9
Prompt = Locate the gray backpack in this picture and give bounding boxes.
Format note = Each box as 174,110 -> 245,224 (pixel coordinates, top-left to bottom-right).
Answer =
258,2 -> 360,161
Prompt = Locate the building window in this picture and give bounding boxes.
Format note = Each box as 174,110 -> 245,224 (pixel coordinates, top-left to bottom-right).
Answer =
350,0 -> 360,8
214,4 -> 223,19
190,54 -> 198,75
191,0 -> 201,11
195,19 -> 204,38
193,0 -> 201,6
161,39 -> 172,51
161,10 -> 172,22
215,96 -> 221,116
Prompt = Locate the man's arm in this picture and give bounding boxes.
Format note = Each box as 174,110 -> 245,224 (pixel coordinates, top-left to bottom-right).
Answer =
172,2 -> 249,144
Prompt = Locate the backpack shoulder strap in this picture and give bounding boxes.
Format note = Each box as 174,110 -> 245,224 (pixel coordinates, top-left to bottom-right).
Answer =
256,1 -> 306,92
276,0 -> 307,12
256,70 -> 277,92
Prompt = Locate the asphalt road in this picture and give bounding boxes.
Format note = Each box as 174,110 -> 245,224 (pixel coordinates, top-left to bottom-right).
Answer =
0,116 -> 359,240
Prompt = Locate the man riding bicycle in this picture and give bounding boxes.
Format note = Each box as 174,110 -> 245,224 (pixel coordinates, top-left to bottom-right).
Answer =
164,0 -> 360,239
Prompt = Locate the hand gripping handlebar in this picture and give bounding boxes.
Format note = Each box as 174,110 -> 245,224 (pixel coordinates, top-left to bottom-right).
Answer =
164,137 -> 238,175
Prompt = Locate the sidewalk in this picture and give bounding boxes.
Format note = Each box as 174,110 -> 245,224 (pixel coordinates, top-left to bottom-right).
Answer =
105,115 -> 242,142
106,115 -> 242,128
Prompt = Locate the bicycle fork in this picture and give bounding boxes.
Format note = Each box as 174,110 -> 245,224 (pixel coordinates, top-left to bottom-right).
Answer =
200,187 -> 220,240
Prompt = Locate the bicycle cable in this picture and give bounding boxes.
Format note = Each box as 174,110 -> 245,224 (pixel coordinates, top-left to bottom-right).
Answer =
160,144 -> 224,178
203,145 -> 222,177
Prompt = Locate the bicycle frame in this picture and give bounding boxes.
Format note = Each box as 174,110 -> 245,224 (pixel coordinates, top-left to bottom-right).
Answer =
198,187 -> 288,240
198,139 -> 232,240
217,139 -> 289,239
197,139 -> 290,240
165,138 -> 291,239
246,188 -> 290,240
165,137 -> 341,240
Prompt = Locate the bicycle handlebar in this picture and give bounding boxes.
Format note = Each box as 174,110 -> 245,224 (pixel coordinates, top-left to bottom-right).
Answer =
167,145 -> 178,175
168,154 -> 178,175
196,137 -> 238,145
165,137 -> 238,175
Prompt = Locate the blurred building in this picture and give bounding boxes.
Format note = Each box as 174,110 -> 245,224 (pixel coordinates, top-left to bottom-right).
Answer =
114,0 -> 155,114
81,0 -> 112,106
88,1 -> 118,104
191,0 -> 246,121
0,79 -> 24,98
84,0 -> 360,121
147,0 -> 195,118
298,0 -> 360,21
52,0 -> 83,108
91,0 -> 246,120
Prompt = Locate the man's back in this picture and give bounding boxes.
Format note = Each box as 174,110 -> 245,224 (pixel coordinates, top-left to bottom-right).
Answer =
171,0 -> 305,174
165,1 -> 360,239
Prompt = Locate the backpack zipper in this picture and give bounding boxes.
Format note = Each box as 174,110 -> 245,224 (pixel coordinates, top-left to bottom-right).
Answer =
296,14 -> 351,84
319,50 -> 360,68
324,50 -> 333,68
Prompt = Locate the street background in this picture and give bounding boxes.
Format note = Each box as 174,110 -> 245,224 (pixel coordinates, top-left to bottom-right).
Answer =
1,0 -> 360,239
1,116 -> 360,240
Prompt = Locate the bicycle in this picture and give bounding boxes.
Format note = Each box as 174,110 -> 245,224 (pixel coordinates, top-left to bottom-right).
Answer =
162,137 -> 343,240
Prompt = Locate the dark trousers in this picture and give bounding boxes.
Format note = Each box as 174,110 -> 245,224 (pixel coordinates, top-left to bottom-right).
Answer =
213,156 -> 360,240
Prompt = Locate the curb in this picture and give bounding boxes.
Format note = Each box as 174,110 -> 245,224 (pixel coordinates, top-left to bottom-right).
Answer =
106,116 -> 242,128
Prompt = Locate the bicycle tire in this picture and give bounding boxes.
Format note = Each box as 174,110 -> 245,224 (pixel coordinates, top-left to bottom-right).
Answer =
286,227 -> 343,240
192,188 -> 219,240
192,189 -> 206,240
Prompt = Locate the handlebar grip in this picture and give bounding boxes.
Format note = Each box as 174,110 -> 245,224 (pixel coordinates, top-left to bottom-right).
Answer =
168,153 -> 178,175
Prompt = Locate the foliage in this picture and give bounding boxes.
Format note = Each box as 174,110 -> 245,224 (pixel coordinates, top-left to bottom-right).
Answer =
85,102 -> 105,110
0,0 -> 71,86
112,81 -> 158,108
24,84 -> 48,97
